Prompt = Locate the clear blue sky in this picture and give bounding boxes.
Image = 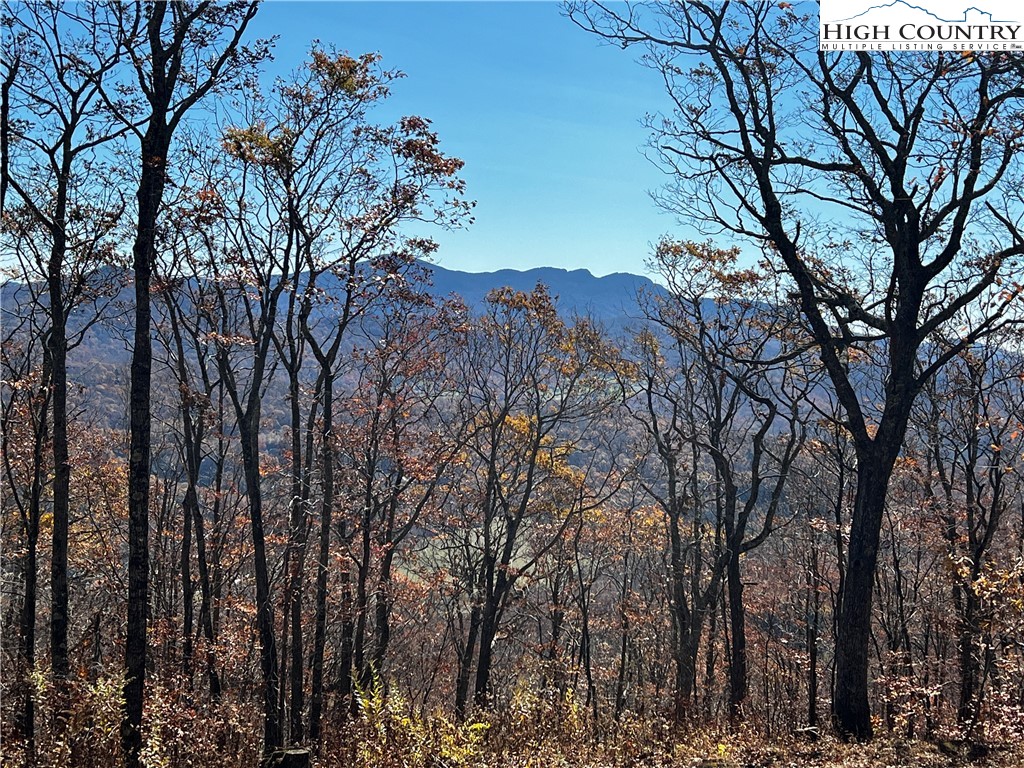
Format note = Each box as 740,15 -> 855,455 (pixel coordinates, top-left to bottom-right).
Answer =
247,1 -> 677,277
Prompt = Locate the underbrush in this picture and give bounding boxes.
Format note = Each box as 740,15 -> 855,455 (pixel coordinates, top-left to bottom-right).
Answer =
323,719 -> 1024,768
2,668 -> 260,768
4,671 -> 1022,768
316,682 -> 1024,768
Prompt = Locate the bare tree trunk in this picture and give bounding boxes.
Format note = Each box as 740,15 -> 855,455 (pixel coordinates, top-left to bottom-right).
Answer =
668,506 -> 696,720
181,482 -> 194,676
807,544 -> 820,732
455,603 -> 481,719
124,125 -> 167,768
288,574 -> 304,742
237,409 -> 282,751
191,491 -> 221,700
308,376 -> 334,748
614,549 -> 631,719
833,457 -> 894,741
14,399 -> 47,763
283,359 -> 311,743
47,240 -> 70,683
726,548 -> 748,720
473,570 -> 510,708
957,583 -> 980,725
353,501 -> 372,688
370,550 -> 396,676
339,571 -> 355,715
20,516 -> 39,760
167,292 -> 223,700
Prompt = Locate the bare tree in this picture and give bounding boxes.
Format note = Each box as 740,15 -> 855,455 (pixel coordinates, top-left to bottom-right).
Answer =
443,286 -> 623,713
2,5 -> 127,757
644,241 -> 810,719
181,45 -> 469,750
916,330 -> 1024,730
99,3 -> 264,763
568,1 -> 1024,739
337,295 -> 469,695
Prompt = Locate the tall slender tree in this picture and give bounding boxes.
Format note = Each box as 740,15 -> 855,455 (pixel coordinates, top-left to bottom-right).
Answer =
637,240 -> 811,719
99,3 -> 264,763
2,6 -> 127,757
444,286 -> 623,712
915,331 -> 1024,729
202,46 -> 469,749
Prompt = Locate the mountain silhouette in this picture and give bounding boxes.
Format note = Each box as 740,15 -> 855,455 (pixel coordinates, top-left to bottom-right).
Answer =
1,261 -> 665,430
420,260 -> 661,325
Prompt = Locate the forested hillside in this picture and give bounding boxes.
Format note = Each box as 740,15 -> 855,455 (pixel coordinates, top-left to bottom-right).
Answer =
2,3 -> 1023,768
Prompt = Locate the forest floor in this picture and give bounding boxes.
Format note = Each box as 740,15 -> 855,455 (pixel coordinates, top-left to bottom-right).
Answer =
16,682 -> 1022,768
357,739 -> 1024,768
337,741 -> 1024,768
338,715 -> 1024,768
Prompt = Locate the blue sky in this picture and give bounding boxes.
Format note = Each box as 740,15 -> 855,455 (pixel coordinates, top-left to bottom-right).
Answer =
247,2 -> 677,277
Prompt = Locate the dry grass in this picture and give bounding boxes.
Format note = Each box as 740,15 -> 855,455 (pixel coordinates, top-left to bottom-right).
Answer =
316,703 -> 1024,768
7,672 -> 1022,768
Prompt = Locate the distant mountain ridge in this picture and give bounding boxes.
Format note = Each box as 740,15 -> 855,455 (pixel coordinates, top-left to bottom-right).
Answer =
1,260 -> 665,432
1,259 -> 664,373
421,260 -> 662,326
